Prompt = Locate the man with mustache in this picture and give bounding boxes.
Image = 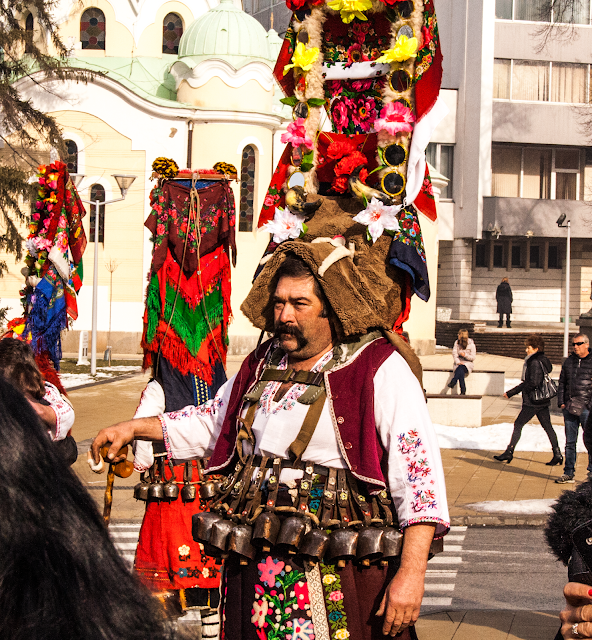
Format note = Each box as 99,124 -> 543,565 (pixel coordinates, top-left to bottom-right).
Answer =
92,253 -> 449,640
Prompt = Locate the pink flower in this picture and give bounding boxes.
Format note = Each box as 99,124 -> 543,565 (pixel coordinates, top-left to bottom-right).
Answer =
32,213 -> 40,221
258,556 -> 285,587
264,192 -> 280,208
294,581 -> 310,609
281,118 -> 313,150
329,590 -> 344,602
328,80 -> 343,96
156,223 -> 165,235
330,98 -> 350,133
374,102 -> 415,136
351,79 -> 373,92
352,97 -> 377,133
347,43 -> 368,64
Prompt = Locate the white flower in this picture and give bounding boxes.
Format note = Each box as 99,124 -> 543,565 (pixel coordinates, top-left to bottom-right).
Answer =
352,198 -> 401,244
261,207 -> 305,243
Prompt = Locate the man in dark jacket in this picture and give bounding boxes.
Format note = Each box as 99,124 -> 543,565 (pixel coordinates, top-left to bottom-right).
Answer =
496,278 -> 513,328
556,334 -> 592,484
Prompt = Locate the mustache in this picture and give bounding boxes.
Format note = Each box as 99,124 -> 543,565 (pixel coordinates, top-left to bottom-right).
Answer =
274,323 -> 308,349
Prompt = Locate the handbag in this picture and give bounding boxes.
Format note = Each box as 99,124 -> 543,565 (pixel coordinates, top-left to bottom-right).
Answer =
531,361 -> 558,403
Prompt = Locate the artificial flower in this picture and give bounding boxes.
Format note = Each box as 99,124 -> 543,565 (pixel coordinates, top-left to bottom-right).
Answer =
347,43 -> 368,63
334,150 -> 368,176
376,35 -> 418,64
283,42 -> 320,75
352,97 -> 377,132
330,97 -> 351,133
374,101 -> 415,136
327,0 -> 372,23
281,118 -> 314,150
261,206 -> 306,243
353,197 -> 401,243
327,137 -> 358,160
331,175 -> 349,193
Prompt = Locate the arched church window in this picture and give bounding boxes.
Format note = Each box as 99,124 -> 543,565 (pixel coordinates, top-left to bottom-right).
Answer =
89,184 -> 105,243
239,145 -> 256,232
162,13 -> 183,54
81,8 -> 106,50
25,13 -> 34,54
64,140 -> 78,174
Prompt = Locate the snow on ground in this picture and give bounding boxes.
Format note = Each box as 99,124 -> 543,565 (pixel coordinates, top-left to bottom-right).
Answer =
434,422 -> 582,452
504,378 -> 522,392
60,365 -> 141,389
465,499 -> 556,515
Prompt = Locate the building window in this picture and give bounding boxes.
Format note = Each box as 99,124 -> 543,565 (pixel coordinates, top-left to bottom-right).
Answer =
493,243 -> 505,268
81,8 -> 106,50
494,59 -> 589,104
25,13 -> 34,54
548,244 -> 560,268
89,184 -> 105,243
496,0 -> 590,23
511,243 -> 523,267
475,242 -> 488,268
492,144 -> 583,200
530,244 -> 541,269
239,145 -> 256,232
426,143 -> 454,199
163,13 -> 183,54
64,140 -> 78,174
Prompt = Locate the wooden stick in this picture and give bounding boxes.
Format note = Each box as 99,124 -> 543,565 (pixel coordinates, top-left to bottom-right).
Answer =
103,464 -> 115,525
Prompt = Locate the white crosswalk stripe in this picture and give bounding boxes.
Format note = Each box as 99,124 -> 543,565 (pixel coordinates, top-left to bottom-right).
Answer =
109,522 -> 141,567
423,525 -> 466,608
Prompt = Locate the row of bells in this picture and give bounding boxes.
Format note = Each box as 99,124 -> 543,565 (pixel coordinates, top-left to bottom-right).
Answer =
193,511 -> 402,567
133,474 -> 198,502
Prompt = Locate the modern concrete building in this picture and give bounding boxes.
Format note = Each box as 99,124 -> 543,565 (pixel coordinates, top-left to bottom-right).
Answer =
433,0 -> 592,324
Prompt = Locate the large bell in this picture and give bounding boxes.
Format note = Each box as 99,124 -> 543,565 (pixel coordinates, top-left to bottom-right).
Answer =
356,527 -> 384,566
163,480 -> 179,500
133,473 -> 150,501
200,480 -> 221,502
227,524 -> 256,564
181,483 -> 197,502
148,478 -> 165,500
252,512 -> 281,551
299,528 -> 331,564
381,528 -> 403,565
209,519 -> 236,552
192,512 -> 223,545
276,516 -> 307,554
326,528 -> 359,567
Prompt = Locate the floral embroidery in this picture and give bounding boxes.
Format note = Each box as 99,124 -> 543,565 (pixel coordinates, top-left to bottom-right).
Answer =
325,77 -> 385,135
392,208 -> 427,264
252,559 -> 313,640
322,14 -> 391,66
412,489 -> 437,512
178,545 -> 190,561
320,565 -> 349,640
415,7 -> 439,82
398,430 -> 437,513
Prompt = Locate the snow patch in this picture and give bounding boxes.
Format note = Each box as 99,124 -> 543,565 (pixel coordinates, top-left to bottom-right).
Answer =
465,499 -> 556,515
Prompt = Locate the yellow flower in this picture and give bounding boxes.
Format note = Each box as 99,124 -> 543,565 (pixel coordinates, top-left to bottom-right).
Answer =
335,630 -> 350,639
283,42 -> 320,75
376,35 -> 418,64
322,574 -> 336,585
327,0 -> 372,23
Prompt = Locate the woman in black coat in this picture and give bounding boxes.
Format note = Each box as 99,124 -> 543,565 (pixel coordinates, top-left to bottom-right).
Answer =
496,277 -> 513,328
494,334 -> 562,465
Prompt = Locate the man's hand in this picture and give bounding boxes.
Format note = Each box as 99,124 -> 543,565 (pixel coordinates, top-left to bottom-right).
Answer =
560,582 -> 592,638
561,404 -> 566,409
376,523 -> 436,635
91,416 -> 163,464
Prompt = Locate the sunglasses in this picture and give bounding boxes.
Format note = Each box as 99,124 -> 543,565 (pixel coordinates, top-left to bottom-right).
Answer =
573,341 -> 587,346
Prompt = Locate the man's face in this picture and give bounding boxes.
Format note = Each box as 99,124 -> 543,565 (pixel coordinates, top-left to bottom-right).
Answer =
273,276 -> 333,361
573,338 -> 590,358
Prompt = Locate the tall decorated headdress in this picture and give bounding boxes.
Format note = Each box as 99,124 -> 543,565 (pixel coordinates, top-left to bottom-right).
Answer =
242,0 -> 446,341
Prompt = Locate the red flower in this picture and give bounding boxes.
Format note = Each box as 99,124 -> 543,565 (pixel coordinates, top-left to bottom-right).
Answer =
286,0 -> 308,9
327,138 -> 357,160
334,151 -> 368,176
351,22 -> 369,44
359,167 -> 368,183
331,175 -> 349,193
347,43 -> 368,64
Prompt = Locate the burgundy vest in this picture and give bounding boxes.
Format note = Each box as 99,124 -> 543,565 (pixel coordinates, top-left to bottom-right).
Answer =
207,337 -> 396,493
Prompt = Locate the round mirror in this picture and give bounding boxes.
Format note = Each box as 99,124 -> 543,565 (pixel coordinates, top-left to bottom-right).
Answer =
397,25 -> 414,40
382,171 -> 405,197
383,144 -> 407,167
394,97 -> 412,111
287,170 -> 306,189
389,69 -> 412,93
293,101 -> 310,120
297,29 -> 309,44
396,1 -> 413,18
291,146 -> 303,167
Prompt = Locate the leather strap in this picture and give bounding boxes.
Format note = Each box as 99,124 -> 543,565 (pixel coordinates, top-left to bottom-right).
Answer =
236,401 -> 257,462
288,389 -> 327,461
260,368 -> 326,386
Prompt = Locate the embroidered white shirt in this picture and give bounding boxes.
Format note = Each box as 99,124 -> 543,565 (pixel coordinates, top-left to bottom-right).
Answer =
160,344 -> 449,535
44,382 -> 75,442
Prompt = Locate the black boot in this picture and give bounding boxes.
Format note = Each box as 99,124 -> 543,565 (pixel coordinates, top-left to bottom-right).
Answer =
506,321 -> 511,328
494,447 -> 514,463
546,448 -> 563,466
447,380 -> 456,389
497,322 -> 503,328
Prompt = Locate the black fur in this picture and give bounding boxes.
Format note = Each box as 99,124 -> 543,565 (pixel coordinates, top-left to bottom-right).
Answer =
545,480 -> 592,565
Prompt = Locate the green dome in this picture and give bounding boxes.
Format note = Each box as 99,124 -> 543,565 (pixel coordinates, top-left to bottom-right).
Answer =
267,29 -> 283,64
178,0 -> 273,68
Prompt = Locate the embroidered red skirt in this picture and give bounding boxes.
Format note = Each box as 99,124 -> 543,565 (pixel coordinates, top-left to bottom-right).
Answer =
134,463 -> 223,592
222,551 -> 419,640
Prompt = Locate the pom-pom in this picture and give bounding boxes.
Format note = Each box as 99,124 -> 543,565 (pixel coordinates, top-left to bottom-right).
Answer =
151,157 -> 179,180
214,161 -> 237,175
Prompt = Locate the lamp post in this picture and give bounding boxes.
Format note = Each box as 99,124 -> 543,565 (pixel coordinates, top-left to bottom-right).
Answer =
78,174 -> 136,374
557,213 -> 571,359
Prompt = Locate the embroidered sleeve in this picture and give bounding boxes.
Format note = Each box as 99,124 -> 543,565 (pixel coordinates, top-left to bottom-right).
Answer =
44,382 -> 75,442
374,353 -> 450,538
159,375 -> 236,460
132,379 -> 166,472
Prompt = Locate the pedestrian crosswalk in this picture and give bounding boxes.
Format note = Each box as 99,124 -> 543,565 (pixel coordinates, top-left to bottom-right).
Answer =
109,522 -> 141,566
423,525 -> 466,607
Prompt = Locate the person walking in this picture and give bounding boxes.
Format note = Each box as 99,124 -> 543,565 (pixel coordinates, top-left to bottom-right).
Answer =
448,329 -> 476,395
496,277 -> 513,328
555,333 -> 592,484
494,334 -> 562,465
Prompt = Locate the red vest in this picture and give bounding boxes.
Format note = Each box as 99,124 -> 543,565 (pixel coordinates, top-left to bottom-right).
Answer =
207,337 -> 396,493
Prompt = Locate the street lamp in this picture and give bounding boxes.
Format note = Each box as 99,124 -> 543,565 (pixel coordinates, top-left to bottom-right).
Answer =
557,213 -> 571,359
78,173 -> 137,374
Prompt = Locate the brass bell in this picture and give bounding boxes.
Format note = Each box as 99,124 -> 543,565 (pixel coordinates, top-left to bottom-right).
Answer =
181,483 -> 197,502
192,512 -> 223,545
163,461 -> 179,500
299,528 -> 330,564
148,478 -> 165,500
276,516 -> 307,554
200,480 -> 221,501
356,527 -> 384,566
381,528 -> 403,565
252,512 -> 281,551
326,528 -> 359,567
209,519 -> 236,552
133,472 -> 150,501
227,524 -> 256,564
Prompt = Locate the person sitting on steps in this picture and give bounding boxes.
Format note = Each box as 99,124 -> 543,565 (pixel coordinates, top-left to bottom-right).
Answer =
447,329 -> 476,395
